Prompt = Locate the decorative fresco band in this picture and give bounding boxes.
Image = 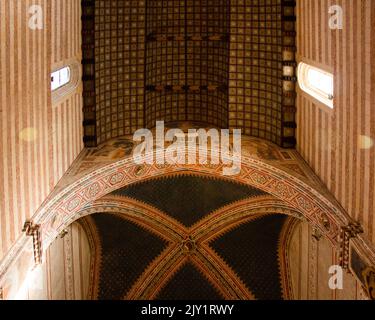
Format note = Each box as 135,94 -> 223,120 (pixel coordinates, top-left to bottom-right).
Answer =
26,156 -> 353,252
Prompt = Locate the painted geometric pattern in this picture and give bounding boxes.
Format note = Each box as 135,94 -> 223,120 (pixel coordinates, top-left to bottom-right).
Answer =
82,1 -> 296,146
111,175 -> 267,226
156,262 -> 224,300
211,214 -> 286,300
84,175 -> 290,300
92,214 -> 168,300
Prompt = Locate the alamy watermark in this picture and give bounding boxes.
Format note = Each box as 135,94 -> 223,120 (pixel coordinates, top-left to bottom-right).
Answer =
329,5 -> 344,30
28,5 -> 43,30
132,121 -> 242,176
328,265 -> 344,290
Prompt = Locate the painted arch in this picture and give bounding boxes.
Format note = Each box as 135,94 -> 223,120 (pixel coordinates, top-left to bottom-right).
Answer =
29,147 -> 355,250
0,139 -> 372,299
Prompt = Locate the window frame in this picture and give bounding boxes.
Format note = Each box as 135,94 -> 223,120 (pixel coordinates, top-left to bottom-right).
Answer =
51,60 -> 81,106
297,62 -> 334,109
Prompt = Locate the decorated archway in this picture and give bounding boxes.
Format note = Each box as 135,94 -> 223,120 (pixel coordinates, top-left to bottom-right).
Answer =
34,150 -> 354,250
76,194 -> 302,300
0,139 -> 369,299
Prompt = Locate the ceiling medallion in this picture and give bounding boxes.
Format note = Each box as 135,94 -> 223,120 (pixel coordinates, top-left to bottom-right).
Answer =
180,236 -> 197,255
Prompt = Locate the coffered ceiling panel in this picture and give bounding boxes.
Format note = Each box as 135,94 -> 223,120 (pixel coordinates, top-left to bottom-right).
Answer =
82,0 -> 296,147
145,0 -> 230,128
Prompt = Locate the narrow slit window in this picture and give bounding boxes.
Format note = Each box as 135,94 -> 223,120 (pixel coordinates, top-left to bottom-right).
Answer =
51,67 -> 71,91
297,62 -> 334,109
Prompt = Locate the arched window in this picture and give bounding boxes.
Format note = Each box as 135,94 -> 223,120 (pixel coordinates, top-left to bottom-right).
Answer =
297,62 -> 334,109
51,60 -> 81,105
51,66 -> 71,91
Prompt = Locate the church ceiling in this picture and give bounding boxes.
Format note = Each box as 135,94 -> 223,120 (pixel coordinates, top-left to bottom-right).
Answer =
60,134 -> 318,193
82,174 -> 291,300
111,174 -> 267,227
155,262 -> 224,300
211,214 -> 286,300
92,214 -> 168,300
81,0 -> 297,147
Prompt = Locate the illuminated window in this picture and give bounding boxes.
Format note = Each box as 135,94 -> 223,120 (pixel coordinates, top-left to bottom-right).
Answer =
297,62 -> 334,109
51,66 -> 71,91
51,61 -> 80,105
